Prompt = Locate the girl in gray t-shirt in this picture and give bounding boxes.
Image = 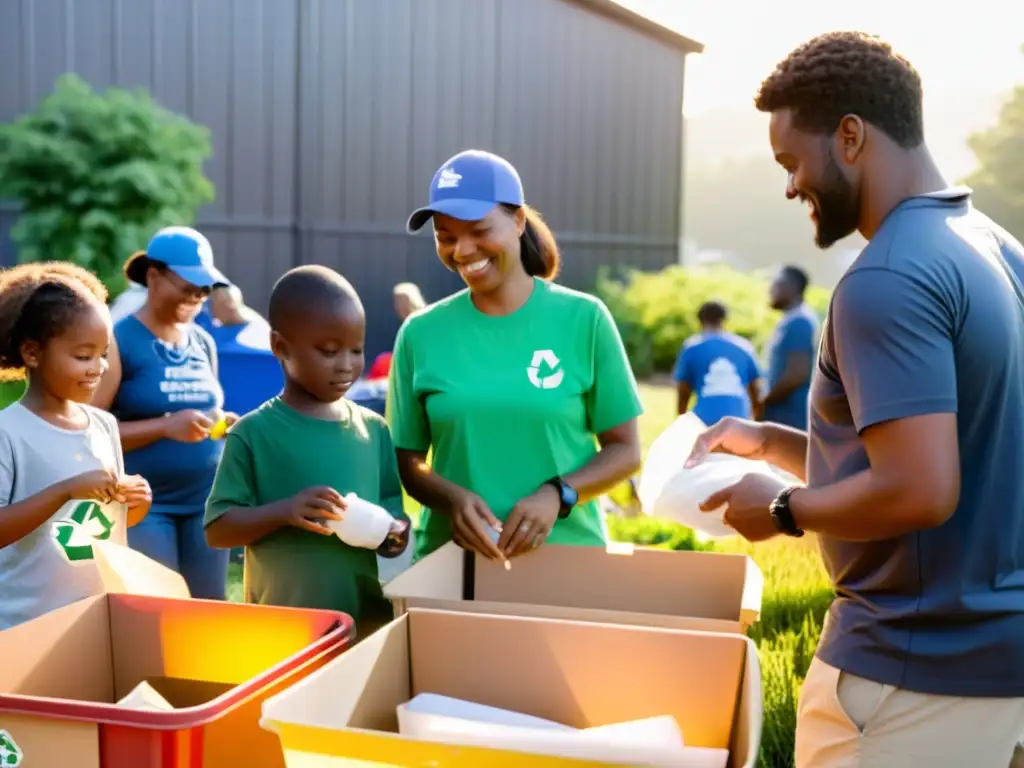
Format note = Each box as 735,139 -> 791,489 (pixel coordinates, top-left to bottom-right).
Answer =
0,262 -> 152,629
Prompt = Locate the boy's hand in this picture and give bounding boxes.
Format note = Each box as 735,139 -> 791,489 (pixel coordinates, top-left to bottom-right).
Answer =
116,475 -> 153,527
284,486 -> 347,535
60,469 -> 120,504
377,519 -> 411,559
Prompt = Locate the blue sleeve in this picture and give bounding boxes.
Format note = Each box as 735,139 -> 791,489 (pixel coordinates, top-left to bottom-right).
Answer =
779,316 -> 814,354
831,268 -> 958,433
672,345 -> 690,384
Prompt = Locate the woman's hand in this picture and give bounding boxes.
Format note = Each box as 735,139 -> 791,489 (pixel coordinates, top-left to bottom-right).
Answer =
163,410 -> 215,442
499,485 -> 560,558
445,487 -> 506,562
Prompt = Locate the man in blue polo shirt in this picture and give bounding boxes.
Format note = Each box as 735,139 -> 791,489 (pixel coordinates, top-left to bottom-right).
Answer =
672,301 -> 761,425
685,33 -> 1024,767
762,265 -> 818,429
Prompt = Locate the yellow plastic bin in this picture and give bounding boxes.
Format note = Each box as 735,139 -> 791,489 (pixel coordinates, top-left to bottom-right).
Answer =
260,608 -> 761,767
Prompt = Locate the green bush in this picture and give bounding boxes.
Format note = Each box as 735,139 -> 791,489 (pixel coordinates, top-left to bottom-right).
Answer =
605,515 -> 716,552
597,264 -> 831,376
0,74 -> 214,297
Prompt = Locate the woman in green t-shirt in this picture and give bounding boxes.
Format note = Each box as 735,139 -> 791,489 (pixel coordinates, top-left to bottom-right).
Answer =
388,150 -> 644,563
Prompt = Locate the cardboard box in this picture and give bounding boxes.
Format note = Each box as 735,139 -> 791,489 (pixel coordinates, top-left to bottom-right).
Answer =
261,608 -> 761,767
384,542 -> 762,635
0,593 -> 353,768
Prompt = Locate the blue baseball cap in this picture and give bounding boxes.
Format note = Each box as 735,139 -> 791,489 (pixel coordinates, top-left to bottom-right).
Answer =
406,150 -> 525,234
125,226 -> 230,288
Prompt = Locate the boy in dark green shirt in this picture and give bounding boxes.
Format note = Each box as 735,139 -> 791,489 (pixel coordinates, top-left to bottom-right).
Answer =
204,266 -> 409,633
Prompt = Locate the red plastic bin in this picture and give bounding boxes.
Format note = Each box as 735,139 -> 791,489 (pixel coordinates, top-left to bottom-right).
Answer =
0,593 -> 353,768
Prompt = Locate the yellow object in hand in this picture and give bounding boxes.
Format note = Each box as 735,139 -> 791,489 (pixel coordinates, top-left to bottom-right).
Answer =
209,418 -> 229,440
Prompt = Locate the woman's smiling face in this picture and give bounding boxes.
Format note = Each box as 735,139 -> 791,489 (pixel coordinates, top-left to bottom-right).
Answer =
432,206 -> 526,293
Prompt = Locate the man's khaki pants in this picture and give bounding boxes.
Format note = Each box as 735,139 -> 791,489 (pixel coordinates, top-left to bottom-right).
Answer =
795,657 -> 1024,767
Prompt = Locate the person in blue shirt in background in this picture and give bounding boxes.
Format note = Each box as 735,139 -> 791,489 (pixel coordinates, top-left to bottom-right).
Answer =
95,227 -> 236,600
673,301 -> 762,426
762,265 -> 819,429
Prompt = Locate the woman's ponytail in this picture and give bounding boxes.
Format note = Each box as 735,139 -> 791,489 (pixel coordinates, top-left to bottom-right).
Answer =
517,204 -> 561,281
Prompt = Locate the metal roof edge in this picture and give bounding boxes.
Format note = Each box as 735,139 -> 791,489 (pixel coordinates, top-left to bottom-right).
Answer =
568,0 -> 705,54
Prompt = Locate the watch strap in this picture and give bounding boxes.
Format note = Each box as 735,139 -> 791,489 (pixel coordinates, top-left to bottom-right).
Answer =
770,486 -> 805,538
545,477 -> 576,519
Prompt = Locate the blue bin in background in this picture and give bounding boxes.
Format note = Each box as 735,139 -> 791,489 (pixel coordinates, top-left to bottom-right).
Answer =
210,324 -> 284,417
345,378 -> 387,417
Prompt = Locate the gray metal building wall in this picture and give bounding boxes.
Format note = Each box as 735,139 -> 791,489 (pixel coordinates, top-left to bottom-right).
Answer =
0,0 -> 692,357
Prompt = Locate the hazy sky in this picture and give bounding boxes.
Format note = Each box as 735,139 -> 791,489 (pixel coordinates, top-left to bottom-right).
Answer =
623,0 -> 1024,117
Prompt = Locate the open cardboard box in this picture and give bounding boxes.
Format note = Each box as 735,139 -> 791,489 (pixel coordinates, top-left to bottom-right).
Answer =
0,540 -> 354,768
384,541 -> 762,635
261,608 -> 761,767
0,592 -> 352,768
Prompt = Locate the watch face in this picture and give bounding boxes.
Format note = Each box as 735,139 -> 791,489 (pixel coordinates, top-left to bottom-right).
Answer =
561,483 -> 579,507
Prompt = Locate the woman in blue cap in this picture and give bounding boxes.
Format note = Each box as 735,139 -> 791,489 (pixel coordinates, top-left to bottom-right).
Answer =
388,150 -> 644,563
96,226 -> 236,599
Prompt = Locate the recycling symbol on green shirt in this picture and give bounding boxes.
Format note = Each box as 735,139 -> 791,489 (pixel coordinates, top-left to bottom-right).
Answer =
0,731 -> 22,767
52,500 -> 115,564
527,349 -> 564,390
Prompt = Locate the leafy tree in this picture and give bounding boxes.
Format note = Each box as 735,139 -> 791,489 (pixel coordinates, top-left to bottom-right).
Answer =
0,74 -> 214,297
963,47 -> 1024,240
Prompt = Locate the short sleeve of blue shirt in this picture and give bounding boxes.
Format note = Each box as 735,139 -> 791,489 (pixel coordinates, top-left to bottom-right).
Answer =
831,268 -> 958,432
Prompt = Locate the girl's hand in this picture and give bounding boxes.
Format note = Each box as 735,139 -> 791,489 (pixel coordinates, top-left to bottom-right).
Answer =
116,474 -> 153,527
60,469 -> 120,504
499,485 -> 560,558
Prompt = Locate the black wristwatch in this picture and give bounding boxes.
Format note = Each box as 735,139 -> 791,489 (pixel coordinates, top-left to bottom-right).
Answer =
770,486 -> 805,538
544,476 -> 579,519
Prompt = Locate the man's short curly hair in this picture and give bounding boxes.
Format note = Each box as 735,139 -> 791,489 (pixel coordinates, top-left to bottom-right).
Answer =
754,32 -> 924,149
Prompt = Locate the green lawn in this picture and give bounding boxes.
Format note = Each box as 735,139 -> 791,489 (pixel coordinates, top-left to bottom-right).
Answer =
226,381 -> 827,768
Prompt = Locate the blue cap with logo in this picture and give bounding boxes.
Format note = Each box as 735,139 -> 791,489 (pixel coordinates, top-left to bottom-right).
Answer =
406,150 -> 525,234
125,226 -> 230,288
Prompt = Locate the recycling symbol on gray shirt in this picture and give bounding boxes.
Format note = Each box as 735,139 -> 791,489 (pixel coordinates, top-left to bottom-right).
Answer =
52,500 -> 115,564
0,731 -> 23,767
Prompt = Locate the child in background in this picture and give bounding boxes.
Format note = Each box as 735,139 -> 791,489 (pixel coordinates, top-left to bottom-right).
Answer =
0,262 -> 152,630
204,265 -> 409,635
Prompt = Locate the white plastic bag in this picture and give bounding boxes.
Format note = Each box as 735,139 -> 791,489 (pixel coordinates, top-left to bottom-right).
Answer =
637,413 -> 780,539
324,493 -> 403,549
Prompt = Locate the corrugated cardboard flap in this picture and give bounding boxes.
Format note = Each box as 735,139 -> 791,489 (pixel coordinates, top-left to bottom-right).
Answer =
92,539 -> 190,599
0,595 -> 114,703
385,542 -> 763,633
